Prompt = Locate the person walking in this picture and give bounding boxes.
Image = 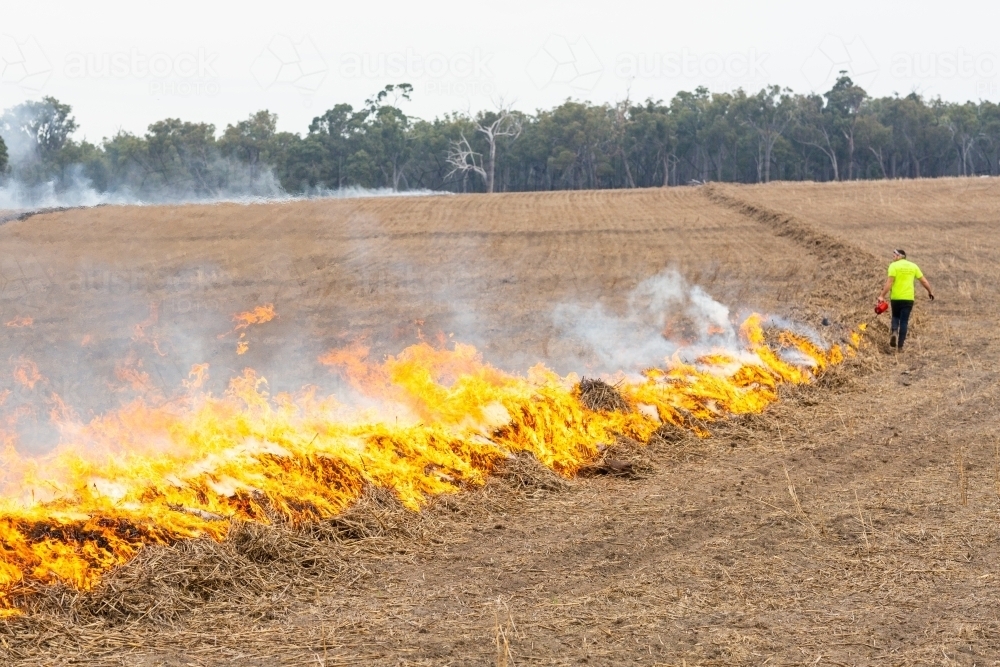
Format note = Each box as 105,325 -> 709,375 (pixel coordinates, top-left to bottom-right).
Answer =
876,249 -> 934,351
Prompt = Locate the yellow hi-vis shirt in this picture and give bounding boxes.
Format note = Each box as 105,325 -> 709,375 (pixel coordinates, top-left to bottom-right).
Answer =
888,259 -> 923,300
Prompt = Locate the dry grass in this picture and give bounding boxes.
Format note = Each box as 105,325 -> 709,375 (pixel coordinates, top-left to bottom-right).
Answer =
576,377 -> 630,413
0,188 -> 821,397
578,436 -> 656,480
493,451 -> 573,496
4,179 -> 1000,664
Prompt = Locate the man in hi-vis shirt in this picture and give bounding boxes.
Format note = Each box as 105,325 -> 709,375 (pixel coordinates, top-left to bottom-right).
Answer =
876,249 -> 934,351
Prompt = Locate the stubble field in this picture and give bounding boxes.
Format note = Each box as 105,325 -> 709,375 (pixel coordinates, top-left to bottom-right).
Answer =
2,177 -> 1000,665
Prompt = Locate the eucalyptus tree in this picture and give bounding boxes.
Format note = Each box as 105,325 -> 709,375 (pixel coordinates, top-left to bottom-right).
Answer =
220,110 -> 278,180
976,101 -> 1000,175
361,83 -> 414,190
307,103 -> 367,189
0,97 -> 78,164
941,102 -> 982,176
626,100 -> 675,186
736,85 -> 795,183
793,92 -> 841,180
824,74 -> 869,179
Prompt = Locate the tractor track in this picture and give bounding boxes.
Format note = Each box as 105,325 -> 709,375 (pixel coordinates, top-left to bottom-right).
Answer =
0,207 -> 74,227
702,183 -> 881,323
3,181 -> 1000,665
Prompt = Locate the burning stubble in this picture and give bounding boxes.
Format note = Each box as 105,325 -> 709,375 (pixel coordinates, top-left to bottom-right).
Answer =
0,268 -> 865,615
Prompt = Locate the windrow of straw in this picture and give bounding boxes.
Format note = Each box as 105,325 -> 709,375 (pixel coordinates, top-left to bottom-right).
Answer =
0,315 -> 859,621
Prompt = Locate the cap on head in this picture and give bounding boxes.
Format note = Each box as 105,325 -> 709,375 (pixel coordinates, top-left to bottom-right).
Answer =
893,248 -> 906,258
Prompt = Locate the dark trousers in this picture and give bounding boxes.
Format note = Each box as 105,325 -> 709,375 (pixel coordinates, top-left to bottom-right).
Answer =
890,300 -> 914,349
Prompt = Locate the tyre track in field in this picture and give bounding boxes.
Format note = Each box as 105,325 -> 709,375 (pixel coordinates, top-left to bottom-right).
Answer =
702,183 -> 880,323
0,207 -> 74,227
6,185 -> 1000,665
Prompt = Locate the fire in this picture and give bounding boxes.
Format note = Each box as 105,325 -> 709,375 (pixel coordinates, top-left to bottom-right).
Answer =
114,351 -> 157,395
0,312 -> 862,617
5,317 -> 33,328
131,304 -> 166,357
183,364 -> 210,391
851,323 -> 867,349
11,359 -> 43,390
233,304 -> 277,330
225,304 -> 276,354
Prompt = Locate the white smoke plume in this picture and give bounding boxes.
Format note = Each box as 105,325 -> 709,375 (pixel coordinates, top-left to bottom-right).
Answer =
0,99 -> 447,210
0,173 -> 447,210
553,269 -> 749,375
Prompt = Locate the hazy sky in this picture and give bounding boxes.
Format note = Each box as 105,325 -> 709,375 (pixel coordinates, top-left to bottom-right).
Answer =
2,0 -> 997,140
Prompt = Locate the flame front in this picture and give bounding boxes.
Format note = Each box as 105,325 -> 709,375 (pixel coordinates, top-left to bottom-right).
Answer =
0,313 -> 857,617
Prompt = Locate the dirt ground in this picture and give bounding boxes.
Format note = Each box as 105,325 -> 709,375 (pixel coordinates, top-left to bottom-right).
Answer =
2,179 -> 1000,665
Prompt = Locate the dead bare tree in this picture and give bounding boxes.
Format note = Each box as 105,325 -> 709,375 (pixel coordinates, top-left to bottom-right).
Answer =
446,132 -> 487,190
447,102 -> 522,193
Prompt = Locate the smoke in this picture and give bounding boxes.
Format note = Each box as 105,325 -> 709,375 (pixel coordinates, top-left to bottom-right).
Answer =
0,99 -> 446,210
302,185 -> 447,200
0,170 -> 138,209
552,269 -> 748,375
0,168 -> 448,210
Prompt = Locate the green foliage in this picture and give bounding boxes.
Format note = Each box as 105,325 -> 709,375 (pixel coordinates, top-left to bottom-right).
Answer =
1,96 -> 78,160
6,81 -> 1000,199
0,96 -> 80,185
220,110 -> 277,178
0,135 -> 7,174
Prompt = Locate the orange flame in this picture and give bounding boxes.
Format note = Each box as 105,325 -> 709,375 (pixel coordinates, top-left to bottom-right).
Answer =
113,352 -> 156,395
0,313 -> 863,616
183,364 -> 210,391
11,359 -> 43,390
319,340 -> 390,395
225,304 -> 276,354
132,304 -> 166,356
233,304 -> 276,331
5,316 -> 33,328
131,304 -> 158,342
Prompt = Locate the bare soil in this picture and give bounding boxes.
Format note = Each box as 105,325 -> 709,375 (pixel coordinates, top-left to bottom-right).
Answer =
2,179 -> 1000,665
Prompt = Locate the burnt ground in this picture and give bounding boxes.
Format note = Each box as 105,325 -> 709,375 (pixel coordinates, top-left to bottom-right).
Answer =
2,180 -> 1000,665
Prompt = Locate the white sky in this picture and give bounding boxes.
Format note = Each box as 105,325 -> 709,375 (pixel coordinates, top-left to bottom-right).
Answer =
2,0 -> 997,141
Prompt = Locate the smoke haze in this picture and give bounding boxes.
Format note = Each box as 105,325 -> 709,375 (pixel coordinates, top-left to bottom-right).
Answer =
553,269 -> 743,374
0,173 -> 447,210
0,98 -> 446,210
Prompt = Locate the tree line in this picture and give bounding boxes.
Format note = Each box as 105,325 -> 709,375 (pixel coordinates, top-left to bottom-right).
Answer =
2,74 -> 1000,200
